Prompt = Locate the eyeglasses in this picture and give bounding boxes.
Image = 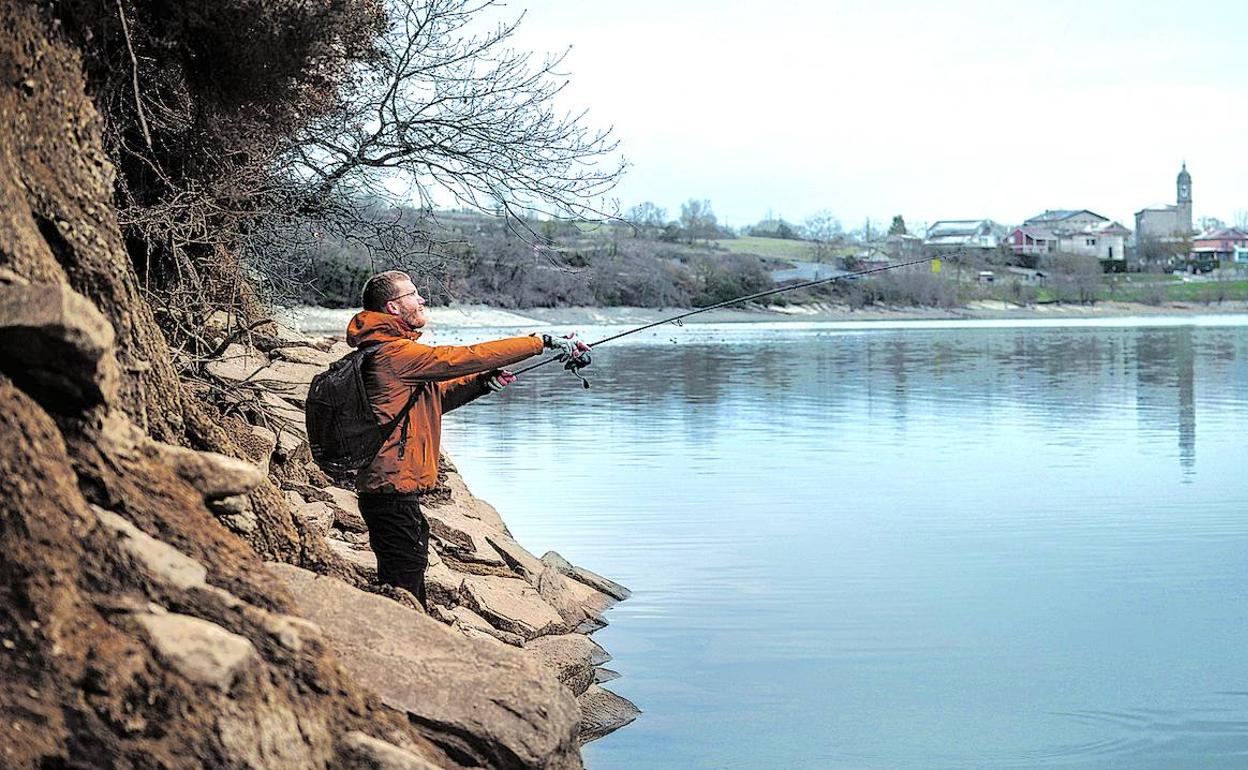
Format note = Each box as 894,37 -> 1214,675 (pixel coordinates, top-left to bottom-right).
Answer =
390,290 -> 422,303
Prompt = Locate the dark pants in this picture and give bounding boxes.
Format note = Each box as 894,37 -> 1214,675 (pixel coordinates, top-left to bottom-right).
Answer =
357,492 -> 429,609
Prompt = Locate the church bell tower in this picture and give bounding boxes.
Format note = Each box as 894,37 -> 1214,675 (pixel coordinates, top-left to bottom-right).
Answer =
1177,162 -> 1192,236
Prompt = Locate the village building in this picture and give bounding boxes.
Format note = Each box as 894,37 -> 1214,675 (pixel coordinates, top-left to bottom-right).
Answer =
1023,209 -> 1110,231
1191,227 -> 1248,264
1005,226 -> 1059,257
1134,163 -> 1194,249
924,219 -> 1007,250
884,232 -> 924,260
1058,221 -> 1130,263
1005,209 -> 1129,266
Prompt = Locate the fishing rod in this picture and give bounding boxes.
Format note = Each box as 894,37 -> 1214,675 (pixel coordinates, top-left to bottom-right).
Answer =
514,250 -> 960,382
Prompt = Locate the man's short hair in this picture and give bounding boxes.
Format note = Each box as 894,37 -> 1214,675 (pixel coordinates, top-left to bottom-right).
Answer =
361,270 -> 412,312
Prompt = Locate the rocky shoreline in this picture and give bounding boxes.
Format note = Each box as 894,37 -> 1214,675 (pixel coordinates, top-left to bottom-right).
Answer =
1,282 -> 636,769
205,317 -> 643,750
3,6 -> 634,765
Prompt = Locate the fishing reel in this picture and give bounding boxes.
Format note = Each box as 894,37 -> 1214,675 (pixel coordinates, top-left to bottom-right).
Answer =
559,351 -> 592,389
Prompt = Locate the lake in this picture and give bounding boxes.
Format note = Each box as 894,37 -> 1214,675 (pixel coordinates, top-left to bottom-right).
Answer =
305,311 -> 1248,768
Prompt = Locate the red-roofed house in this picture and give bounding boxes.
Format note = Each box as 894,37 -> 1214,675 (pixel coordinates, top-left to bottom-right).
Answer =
1005,226 -> 1059,257
1191,227 -> 1248,264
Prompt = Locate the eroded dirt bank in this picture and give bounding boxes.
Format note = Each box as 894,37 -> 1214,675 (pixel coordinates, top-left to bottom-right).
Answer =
1,4 -> 634,768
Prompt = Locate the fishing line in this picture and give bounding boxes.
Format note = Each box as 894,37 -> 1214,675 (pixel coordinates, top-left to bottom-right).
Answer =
513,250 -> 962,382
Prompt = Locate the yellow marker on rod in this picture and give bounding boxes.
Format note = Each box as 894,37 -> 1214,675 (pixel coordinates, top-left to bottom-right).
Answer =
931,258 -> 942,273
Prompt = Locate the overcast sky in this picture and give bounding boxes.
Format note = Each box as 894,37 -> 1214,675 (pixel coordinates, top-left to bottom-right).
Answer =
509,0 -> 1247,232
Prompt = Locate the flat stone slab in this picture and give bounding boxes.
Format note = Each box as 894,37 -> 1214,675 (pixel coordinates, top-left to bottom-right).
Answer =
339,732 -> 441,770
244,359 -> 322,402
542,551 -> 631,601
430,470 -> 510,534
424,559 -> 464,608
445,605 -> 525,648
535,565 -> 615,629
271,345 -> 336,367
424,506 -> 507,569
577,685 -> 641,744
149,442 -> 264,501
133,611 -> 257,692
322,486 -> 368,532
326,538 -> 377,577
294,501 -> 334,536
268,564 -> 582,770
459,575 -> 567,641
524,634 -> 607,696
94,507 -> 207,592
204,343 -> 268,383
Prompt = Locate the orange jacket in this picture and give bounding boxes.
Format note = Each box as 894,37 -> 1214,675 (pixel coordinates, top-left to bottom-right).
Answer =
346,311 -> 544,494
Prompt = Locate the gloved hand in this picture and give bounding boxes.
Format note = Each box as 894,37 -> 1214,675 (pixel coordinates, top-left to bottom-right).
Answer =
542,333 -> 591,364
485,369 -> 516,393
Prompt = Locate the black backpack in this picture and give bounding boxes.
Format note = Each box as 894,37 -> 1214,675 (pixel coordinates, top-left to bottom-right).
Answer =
305,343 -> 418,486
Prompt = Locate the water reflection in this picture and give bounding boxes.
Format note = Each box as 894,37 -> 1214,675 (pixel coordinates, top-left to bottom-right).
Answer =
446,321 -> 1246,480
303,311 -> 1248,768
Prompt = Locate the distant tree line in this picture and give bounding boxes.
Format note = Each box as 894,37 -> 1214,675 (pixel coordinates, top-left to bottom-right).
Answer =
291,208 -> 771,309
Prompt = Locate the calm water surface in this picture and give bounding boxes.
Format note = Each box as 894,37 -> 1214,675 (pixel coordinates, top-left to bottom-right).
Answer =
307,312 -> 1248,768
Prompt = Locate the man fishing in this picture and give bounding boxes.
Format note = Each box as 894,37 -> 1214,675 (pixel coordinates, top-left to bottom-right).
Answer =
346,270 -> 588,608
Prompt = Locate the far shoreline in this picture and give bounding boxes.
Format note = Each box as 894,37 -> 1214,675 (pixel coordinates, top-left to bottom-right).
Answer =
284,300 -> 1248,334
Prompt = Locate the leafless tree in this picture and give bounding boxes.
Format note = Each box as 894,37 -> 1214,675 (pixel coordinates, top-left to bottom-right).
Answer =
1048,252 -> 1102,304
278,0 -> 624,249
625,202 -> 667,237
803,209 -> 842,261
679,199 -> 718,244
70,0 -> 624,340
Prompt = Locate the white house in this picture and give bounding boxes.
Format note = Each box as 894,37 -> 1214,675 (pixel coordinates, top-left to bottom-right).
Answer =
924,220 -> 1007,249
1056,221 -> 1131,263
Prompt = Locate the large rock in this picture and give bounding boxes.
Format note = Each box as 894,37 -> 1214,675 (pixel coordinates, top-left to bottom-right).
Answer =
458,574 -> 567,640
486,534 -> 546,580
323,486 -> 368,532
339,732 -> 441,770
525,634 -> 608,696
133,611 -> 258,692
577,685 -> 641,744
484,536 -> 613,627
272,345 -> 336,367
435,470 -> 510,534
0,282 -> 118,410
269,563 -> 582,770
93,506 -> 207,592
293,501 -> 335,536
326,538 -> 378,577
204,343 -> 267,383
445,605 -> 525,648
542,551 -> 631,601
424,506 -> 508,569
148,442 -> 265,501
424,559 -> 465,608
251,360 -> 323,401
536,565 -> 614,630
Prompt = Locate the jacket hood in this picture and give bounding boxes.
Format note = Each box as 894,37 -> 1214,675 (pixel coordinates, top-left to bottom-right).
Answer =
346,310 -> 423,348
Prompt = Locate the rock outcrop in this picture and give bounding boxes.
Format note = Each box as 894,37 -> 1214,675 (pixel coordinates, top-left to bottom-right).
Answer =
271,564 -> 583,770
0,2 -> 636,766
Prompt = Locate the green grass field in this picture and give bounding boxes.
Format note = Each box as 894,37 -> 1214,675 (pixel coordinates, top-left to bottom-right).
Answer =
712,236 -> 824,261
1139,278 -> 1248,303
